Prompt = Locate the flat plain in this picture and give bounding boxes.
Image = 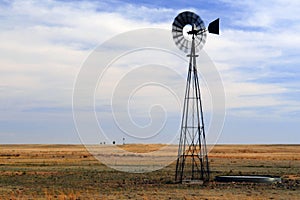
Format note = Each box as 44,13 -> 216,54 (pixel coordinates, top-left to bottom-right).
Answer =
0,144 -> 299,199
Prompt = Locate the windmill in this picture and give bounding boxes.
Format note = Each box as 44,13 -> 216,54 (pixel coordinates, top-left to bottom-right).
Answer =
172,11 -> 219,183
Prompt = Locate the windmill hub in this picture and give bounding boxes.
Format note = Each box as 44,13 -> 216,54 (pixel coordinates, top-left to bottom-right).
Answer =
172,11 -> 219,183
182,24 -> 193,41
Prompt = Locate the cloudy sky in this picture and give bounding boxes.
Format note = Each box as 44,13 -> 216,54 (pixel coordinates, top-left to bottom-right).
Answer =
0,0 -> 299,144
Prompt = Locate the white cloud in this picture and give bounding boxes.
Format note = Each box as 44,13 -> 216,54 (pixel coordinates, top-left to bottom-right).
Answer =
0,1 -> 174,116
0,0 -> 299,143
204,0 -> 300,119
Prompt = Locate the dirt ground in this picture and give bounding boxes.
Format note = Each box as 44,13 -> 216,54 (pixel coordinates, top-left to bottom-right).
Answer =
0,144 -> 299,199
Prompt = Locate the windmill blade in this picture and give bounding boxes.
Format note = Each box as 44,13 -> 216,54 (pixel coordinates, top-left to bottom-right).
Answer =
208,18 -> 219,35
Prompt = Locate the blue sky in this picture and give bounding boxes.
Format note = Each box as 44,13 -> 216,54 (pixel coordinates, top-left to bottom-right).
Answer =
0,0 -> 300,144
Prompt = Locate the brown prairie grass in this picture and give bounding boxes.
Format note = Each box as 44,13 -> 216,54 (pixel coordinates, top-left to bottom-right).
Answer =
0,144 -> 299,199
117,143 -> 166,153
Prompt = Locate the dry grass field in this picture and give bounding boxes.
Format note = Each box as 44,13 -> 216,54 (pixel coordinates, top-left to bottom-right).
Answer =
0,144 -> 299,199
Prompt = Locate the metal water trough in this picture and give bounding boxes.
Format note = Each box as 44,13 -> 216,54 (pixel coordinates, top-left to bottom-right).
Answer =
215,175 -> 282,183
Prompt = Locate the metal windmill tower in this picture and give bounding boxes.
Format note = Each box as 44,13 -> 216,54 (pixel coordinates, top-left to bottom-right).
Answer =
172,11 -> 219,183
